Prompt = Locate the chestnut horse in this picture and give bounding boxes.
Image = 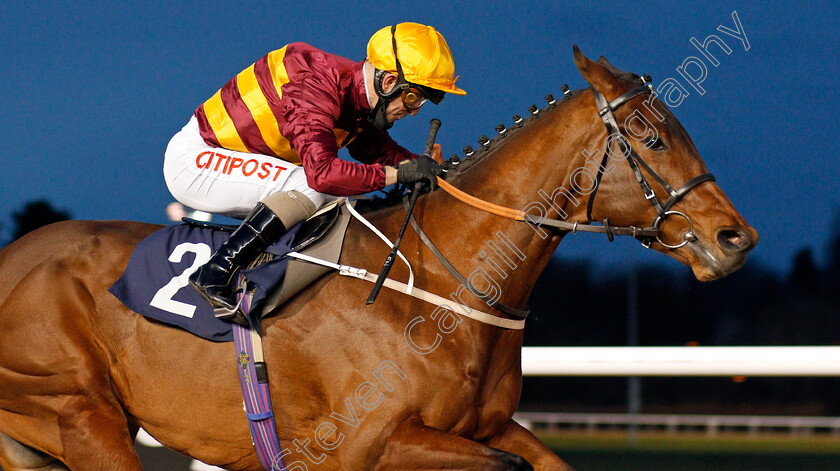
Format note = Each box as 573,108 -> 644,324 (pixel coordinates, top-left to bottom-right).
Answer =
0,48 -> 756,471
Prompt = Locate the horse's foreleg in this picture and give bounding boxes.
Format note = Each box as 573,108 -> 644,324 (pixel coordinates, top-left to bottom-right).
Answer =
483,419 -> 576,471
373,418 -> 533,471
57,395 -> 143,471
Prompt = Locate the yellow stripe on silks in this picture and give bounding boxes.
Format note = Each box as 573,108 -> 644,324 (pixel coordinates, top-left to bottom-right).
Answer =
264,47 -> 299,162
236,64 -> 289,157
266,47 -> 290,101
204,89 -> 248,152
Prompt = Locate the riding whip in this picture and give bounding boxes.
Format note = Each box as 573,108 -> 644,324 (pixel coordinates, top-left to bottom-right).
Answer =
366,118 -> 441,305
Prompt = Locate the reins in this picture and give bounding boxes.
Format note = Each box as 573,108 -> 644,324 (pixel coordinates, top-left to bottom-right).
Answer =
402,194 -> 530,320
436,178 -> 659,240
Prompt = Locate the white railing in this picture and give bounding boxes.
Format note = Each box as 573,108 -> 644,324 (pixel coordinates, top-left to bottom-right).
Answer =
521,346 -> 840,376
513,412 -> 840,436
517,346 -> 840,438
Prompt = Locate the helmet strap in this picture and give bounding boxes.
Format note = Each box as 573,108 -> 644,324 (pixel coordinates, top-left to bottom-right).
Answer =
368,25 -> 408,130
368,69 -> 402,130
368,96 -> 393,131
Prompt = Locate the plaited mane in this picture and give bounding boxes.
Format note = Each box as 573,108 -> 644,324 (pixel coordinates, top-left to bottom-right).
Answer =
358,84 -> 581,211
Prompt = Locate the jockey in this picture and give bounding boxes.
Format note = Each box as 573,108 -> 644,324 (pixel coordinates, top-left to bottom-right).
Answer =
163,22 -> 466,319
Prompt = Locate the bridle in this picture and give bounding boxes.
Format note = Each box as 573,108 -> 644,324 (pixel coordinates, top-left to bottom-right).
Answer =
587,77 -> 715,248
437,77 -> 716,249
404,78 -> 716,321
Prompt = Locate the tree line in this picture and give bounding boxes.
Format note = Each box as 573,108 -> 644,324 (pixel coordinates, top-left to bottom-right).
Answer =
1,200 -> 71,246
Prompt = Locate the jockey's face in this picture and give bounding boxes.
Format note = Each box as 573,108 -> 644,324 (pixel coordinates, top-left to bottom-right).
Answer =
380,74 -> 422,124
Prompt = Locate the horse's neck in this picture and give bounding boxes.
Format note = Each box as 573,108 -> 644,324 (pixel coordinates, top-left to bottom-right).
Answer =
421,93 -> 598,309
353,94 -> 601,364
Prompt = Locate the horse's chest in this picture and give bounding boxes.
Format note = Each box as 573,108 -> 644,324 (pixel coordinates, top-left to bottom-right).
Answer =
423,365 -> 518,437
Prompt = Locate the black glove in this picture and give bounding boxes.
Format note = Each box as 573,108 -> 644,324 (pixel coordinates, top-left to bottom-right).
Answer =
395,156 -> 442,190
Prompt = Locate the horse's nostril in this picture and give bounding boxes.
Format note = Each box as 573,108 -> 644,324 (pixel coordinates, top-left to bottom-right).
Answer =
717,228 -> 751,253
727,233 -> 742,246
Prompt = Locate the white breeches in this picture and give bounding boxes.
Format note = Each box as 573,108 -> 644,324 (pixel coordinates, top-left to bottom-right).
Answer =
163,116 -> 333,219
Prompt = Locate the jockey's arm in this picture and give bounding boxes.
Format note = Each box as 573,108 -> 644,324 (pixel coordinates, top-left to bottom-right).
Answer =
291,125 -> 391,195
347,124 -> 445,188
283,86 -> 399,195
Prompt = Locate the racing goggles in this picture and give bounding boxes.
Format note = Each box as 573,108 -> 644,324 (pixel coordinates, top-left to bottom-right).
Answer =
401,86 -> 439,110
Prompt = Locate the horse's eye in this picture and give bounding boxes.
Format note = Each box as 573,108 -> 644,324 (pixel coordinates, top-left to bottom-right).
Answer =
647,137 -> 667,151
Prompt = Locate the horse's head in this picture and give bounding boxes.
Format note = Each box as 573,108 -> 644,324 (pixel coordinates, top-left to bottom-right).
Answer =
572,46 -> 757,281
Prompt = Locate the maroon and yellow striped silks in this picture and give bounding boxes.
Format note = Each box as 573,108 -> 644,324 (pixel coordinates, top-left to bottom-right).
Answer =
196,46 -> 354,165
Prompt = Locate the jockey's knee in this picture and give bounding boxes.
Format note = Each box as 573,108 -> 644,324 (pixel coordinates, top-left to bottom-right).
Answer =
261,191 -> 317,228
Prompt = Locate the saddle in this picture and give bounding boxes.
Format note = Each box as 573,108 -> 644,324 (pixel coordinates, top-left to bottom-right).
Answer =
185,199 -> 351,315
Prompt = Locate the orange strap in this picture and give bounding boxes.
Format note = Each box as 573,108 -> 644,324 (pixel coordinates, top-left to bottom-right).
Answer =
434,175 -> 662,239
437,178 -> 524,221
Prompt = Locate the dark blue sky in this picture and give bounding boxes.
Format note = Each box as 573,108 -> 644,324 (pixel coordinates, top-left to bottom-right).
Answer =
2,1 -> 838,276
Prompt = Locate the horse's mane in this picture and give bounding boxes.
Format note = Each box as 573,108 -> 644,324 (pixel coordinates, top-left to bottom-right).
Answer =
437,68 -> 646,177
355,67 -> 646,212
443,87 -> 584,176
355,85 -> 584,212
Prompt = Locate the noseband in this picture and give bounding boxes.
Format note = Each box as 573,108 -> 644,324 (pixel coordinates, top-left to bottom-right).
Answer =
587,80 -> 715,248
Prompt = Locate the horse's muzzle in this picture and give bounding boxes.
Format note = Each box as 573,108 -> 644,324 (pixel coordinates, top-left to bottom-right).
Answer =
716,226 -> 758,255
684,224 -> 757,281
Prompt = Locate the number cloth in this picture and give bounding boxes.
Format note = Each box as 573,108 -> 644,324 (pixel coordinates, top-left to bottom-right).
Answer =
108,223 -> 301,341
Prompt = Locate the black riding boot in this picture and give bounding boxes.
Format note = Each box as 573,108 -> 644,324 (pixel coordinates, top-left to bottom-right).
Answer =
189,203 -> 286,315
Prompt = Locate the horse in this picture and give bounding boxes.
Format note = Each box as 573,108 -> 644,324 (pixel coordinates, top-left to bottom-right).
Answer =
0,47 -> 756,471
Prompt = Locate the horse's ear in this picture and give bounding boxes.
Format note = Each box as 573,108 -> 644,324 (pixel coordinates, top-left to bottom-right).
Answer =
597,56 -> 625,76
573,45 -> 622,97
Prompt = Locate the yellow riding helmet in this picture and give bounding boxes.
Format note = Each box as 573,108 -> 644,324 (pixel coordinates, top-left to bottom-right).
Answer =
367,22 -> 466,96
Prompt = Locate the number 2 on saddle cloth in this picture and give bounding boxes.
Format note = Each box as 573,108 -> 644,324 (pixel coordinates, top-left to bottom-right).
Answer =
109,221 -> 303,341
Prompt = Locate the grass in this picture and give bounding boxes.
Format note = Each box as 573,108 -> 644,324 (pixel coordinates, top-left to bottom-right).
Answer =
537,429 -> 840,454
537,430 -> 840,471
